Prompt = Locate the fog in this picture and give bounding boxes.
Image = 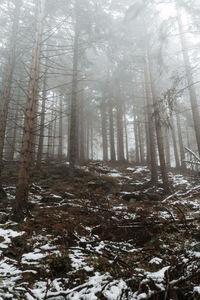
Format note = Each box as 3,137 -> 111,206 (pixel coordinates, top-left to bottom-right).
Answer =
1,0 -> 200,189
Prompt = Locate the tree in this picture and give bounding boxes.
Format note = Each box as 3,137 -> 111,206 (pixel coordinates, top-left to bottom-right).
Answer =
0,0 -> 22,181
14,0 -> 46,220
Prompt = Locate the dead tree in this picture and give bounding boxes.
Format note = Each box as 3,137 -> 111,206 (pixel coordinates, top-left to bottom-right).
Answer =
14,0 -> 45,220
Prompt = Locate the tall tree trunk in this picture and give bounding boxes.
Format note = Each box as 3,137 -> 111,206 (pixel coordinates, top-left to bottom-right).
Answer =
52,107 -> 57,160
171,119 -> 180,169
8,90 -> 21,161
14,0 -> 45,220
164,128 -> 171,169
148,54 -> 170,193
123,104 -> 129,162
69,2 -> 80,173
115,83 -> 125,162
58,95 -> 63,161
47,109 -> 53,160
176,2 -> 200,156
90,125 -> 93,160
36,58 -> 48,167
100,98 -> 108,161
133,110 -> 140,163
86,118 -> 90,161
144,63 -> 158,183
108,99 -> 116,162
79,93 -> 85,162
138,122 -> 145,164
176,112 -> 185,169
0,0 -> 22,180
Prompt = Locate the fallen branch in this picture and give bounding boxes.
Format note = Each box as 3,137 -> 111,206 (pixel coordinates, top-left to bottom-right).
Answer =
184,147 -> 200,163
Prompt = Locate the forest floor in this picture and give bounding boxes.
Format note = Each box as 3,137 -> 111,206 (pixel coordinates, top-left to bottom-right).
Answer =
0,161 -> 200,300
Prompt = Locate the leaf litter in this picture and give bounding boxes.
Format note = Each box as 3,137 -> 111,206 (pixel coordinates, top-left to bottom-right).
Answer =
0,162 -> 200,299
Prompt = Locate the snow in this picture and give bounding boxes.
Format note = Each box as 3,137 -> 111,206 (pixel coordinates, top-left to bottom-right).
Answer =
149,257 -> 163,265
69,249 -> 87,270
0,228 -> 25,248
194,286 -> 200,294
147,266 -> 170,282
22,251 -> 47,264
108,172 -> 122,177
103,279 -> 128,300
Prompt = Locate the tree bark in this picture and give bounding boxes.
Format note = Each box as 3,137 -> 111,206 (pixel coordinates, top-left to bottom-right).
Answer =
148,54 -> 170,193
108,98 -> 116,162
116,83 -> 125,162
36,58 -> 48,167
58,95 -> 63,161
14,0 -> 45,220
100,98 -> 108,161
176,2 -> 200,156
143,63 -> 158,183
69,1 -> 80,173
0,0 -> 22,179
133,109 -> 140,163
176,112 -> 186,169
171,118 -> 180,169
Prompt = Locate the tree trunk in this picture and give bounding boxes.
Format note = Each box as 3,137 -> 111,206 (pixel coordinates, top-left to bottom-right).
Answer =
90,125 -> 93,160
0,0 -> 22,179
58,95 -> 63,161
36,58 -> 48,167
123,104 -> 129,162
133,110 -> 140,163
79,93 -> 85,162
108,99 -> 116,162
143,63 -> 158,183
14,0 -> 45,220
176,112 -> 186,169
100,98 -> 108,161
69,2 -> 80,173
176,2 -> 200,156
8,92 -> 21,161
148,54 -> 170,193
171,118 -> 180,169
164,128 -> 171,169
47,109 -> 53,160
138,122 -> 145,164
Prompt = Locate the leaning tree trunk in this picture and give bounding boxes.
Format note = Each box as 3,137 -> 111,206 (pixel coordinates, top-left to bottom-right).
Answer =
14,0 -> 45,220
175,2 -> 200,157
0,0 -> 22,180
